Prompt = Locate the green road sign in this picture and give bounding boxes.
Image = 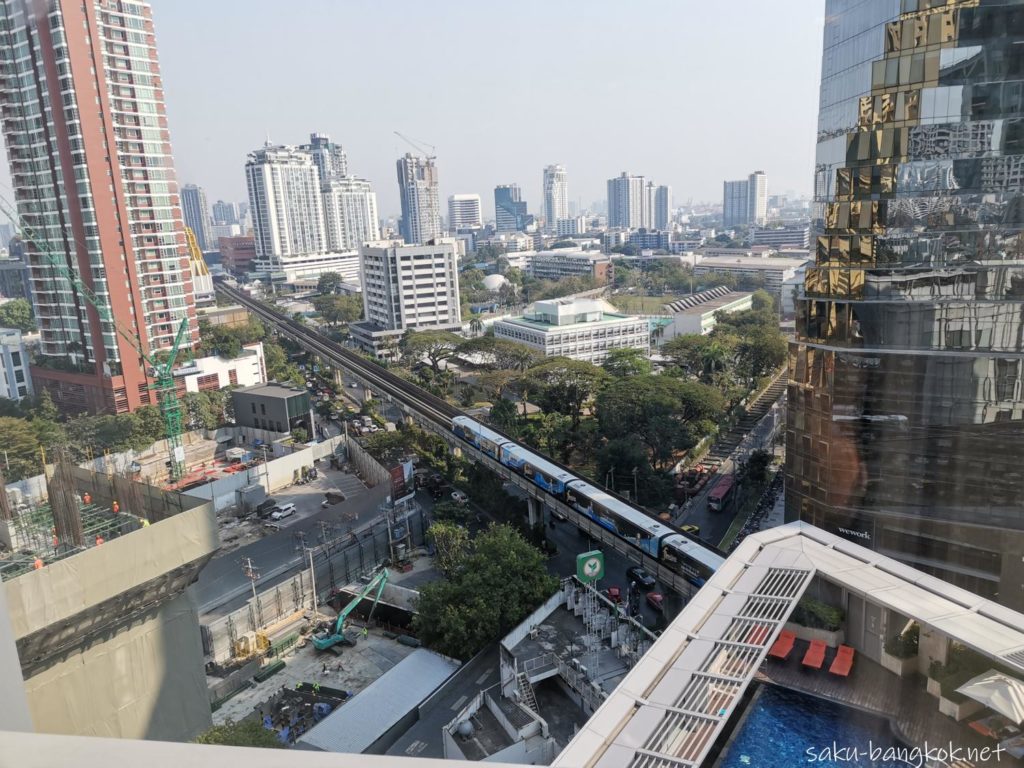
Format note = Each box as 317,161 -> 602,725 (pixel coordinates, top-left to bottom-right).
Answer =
576,550 -> 604,584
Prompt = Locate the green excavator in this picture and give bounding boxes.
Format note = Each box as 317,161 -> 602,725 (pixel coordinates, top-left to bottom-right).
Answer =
313,566 -> 389,652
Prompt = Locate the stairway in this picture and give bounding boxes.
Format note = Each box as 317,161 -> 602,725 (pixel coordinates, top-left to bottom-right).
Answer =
517,671 -> 540,714
705,369 -> 787,462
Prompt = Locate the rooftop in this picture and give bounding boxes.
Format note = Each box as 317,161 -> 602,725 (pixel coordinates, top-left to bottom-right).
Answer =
665,288 -> 752,316
695,254 -> 810,270
233,382 -> 309,399
553,522 -> 1024,768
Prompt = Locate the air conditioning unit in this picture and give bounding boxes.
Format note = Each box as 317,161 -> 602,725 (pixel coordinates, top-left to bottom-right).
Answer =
529,627 -> 539,640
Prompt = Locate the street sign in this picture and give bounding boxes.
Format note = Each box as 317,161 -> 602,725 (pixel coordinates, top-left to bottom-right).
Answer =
576,550 -> 604,584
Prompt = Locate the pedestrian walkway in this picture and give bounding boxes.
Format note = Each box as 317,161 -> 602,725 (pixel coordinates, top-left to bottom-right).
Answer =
705,368 -> 787,463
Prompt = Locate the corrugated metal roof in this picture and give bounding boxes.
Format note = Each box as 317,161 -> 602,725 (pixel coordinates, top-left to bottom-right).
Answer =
298,649 -> 460,754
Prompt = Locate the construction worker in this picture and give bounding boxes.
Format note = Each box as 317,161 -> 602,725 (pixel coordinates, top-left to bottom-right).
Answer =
95,535 -> 104,546
362,626 -> 368,640
112,500 -> 120,514
83,492 -> 91,505
33,558 -> 43,570
140,517 -> 150,527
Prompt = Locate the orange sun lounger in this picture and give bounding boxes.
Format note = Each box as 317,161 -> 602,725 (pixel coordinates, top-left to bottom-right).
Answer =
802,639 -> 827,669
829,645 -> 855,676
768,630 -> 796,660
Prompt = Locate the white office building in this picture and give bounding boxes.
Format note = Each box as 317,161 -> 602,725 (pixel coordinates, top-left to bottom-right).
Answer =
694,253 -> 808,296
543,164 -> 569,233
173,342 -> 266,394
323,178 -> 380,252
247,142 -> 372,283
350,240 -> 461,358
494,299 -> 649,364
556,217 -> 588,236
397,154 -> 441,245
0,328 -> 31,401
447,194 -> 482,230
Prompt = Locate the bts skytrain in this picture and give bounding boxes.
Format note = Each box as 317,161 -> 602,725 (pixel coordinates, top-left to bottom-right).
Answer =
451,416 -> 723,586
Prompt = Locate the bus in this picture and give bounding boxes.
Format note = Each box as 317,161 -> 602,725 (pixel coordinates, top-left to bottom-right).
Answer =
707,475 -> 735,512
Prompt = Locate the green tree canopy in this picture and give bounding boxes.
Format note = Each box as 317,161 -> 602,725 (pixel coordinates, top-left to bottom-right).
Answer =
487,397 -> 519,435
194,719 -> 284,749
427,521 -> 470,578
601,347 -> 652,378
413,524 -> 557,659
595,375 -> 725,469
523,357 -> 608,430
313,294 -> 363,327
401,330 -> 462,373
595,436 -> 673,506
317,271 -> 345,294
736,326 -> 788,385
751,288 -> 776,313
0,298 -> 35,333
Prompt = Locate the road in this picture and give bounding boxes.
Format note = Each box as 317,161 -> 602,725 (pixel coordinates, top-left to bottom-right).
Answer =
195,481 -> 390,617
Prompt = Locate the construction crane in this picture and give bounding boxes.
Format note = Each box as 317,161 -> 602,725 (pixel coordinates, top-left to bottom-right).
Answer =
0,196 -> 193,481
393,130 -> 436,159
312,566 -> 389,652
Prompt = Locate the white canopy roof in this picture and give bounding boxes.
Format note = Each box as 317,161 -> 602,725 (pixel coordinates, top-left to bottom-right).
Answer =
956,671 -> 1024,725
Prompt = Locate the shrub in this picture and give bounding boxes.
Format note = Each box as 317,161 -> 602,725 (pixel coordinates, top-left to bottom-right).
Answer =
928,644 -> 991,703
883,624 -> 919,659
790,597 -> 844,632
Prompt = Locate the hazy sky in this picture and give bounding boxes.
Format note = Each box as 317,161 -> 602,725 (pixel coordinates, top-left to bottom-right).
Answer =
132,2 -> 825,218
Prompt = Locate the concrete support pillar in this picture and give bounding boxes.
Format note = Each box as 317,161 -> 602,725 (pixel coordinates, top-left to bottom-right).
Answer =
333,369 -> 344,387
527,496 -> 540,528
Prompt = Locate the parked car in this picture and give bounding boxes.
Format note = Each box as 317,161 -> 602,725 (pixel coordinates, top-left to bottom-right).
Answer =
256,498 -> 278,519
348,382 -> 358,388
626,566 -> 656,590
646,592 -> 665,612
604,585 -> 623,604
681,524 -> 701,536
451,490 -> 469,504
269,503 -> 296,521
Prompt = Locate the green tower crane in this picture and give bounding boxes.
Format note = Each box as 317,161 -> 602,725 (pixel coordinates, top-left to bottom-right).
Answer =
0,198 -> 193,481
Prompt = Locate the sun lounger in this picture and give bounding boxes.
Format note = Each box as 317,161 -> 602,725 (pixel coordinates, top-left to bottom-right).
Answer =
802,639 -> 827,669
828,644 -> 855,676
768,630 -> 796,660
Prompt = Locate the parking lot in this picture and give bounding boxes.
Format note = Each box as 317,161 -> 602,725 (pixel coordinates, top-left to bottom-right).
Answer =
259,465 -> 368,530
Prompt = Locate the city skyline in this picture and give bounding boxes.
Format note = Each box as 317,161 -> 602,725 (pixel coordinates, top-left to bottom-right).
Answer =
0,0 -> 823,220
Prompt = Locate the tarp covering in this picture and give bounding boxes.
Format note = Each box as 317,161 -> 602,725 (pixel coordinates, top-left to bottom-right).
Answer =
956,671 -> 1024,725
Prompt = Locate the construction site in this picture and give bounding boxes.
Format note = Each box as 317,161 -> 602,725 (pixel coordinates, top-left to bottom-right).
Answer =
0,458 -> 219,741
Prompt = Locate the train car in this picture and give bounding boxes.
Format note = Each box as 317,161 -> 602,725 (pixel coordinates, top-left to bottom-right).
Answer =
499,443 -> 574,497
660,534 -> 725,587
565,480 -> 672,557
451,416 -> 510,459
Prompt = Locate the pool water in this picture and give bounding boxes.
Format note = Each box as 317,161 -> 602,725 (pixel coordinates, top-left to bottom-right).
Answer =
718,685 -> 909,768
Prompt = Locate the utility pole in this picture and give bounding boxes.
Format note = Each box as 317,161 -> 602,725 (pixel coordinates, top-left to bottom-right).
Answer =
632,467 -> 639,502
306,545 -> 320,618
241,557 -> 260,604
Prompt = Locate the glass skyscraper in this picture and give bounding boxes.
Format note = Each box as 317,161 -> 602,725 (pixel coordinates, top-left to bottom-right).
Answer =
787,0 -> 1024,610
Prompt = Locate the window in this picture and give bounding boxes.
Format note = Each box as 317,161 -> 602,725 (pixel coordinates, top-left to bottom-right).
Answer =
260,403 -> 266,414
251,402 -> 256,413
10,351 -> 20,366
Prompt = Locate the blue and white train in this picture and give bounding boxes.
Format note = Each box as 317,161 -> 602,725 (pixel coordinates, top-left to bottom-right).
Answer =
451,415 -> 724,587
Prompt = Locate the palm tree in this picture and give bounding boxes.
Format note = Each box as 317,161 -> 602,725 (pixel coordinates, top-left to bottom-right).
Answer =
701,341 -> 729,382
469,316 -> 483,337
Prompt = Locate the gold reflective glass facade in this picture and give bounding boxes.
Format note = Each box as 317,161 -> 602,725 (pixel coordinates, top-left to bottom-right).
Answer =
788,0 -> 1024,609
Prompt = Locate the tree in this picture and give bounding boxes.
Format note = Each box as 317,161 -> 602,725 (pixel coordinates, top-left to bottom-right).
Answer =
468,316 -> 483,337
0,416 -> 52,480
427,521 -> 470,578
736,327 -> 787,385
596,436 -> 672,506
31,389 -> 59,422
751,289 -> 776,314
401,330 -> 462,373
194,720 -> 284,749
524,357 -> 608,430
317,271 -> 345,295
291,426 -> 309,443
487,397 -> 519,434
413,524 -> 557,659
601,348 -> 652,378
743,449 -> 773,485
0,298 -> 34,333
313,294 -> 363,327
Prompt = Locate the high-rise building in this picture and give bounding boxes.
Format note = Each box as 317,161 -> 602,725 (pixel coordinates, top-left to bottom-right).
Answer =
722,179 -> 749,228
607,172 -> 649,229
786,1 -> 1024,610
748,170 -> 767,226
447,194 -> 482,230
0,0 -> 198,414
543,165 -> 569,233
396,153 -> 441,245
494,184 -> 530,232
211,200 -> 238,226
723,171 -> 768,228
350,240 -> 461,358
654,185 -> 673,230
181,184 -> 213,252
306,132 -> 348,183
246,144 -> 327,276
0,328 -> 31,401
323,177 -> 380,251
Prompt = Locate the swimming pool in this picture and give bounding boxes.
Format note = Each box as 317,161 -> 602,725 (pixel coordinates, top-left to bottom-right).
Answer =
718,685 -> 909,768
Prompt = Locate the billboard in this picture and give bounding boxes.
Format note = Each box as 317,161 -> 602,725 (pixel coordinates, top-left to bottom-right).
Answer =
389,460 -> 416,502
